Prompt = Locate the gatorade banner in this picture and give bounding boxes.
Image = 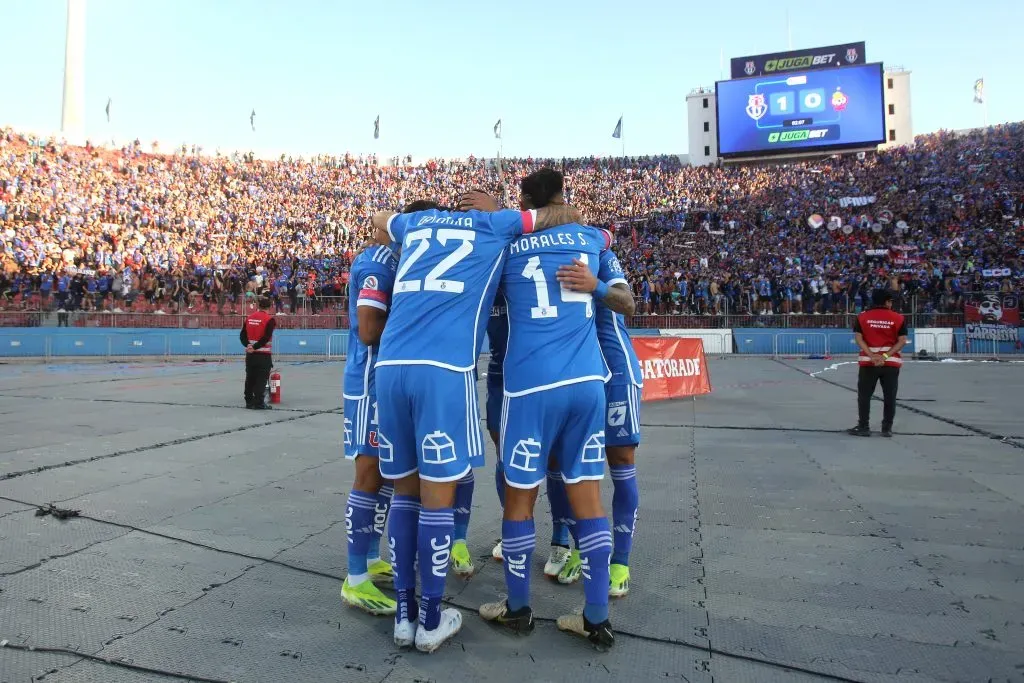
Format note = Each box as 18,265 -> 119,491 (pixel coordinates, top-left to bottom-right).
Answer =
632,337 -> 712,401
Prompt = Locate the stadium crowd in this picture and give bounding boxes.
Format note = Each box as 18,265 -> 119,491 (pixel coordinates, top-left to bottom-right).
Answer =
1,123 -> 1021,322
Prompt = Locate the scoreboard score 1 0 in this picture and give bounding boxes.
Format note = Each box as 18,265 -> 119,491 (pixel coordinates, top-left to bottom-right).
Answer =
716,63 -> 885,157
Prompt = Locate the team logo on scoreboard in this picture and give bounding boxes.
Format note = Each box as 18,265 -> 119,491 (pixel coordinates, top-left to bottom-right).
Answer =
845,48 -> 859,63
744,61 -> 756,76
831,88 -> 849,111
745,94 -> 768,121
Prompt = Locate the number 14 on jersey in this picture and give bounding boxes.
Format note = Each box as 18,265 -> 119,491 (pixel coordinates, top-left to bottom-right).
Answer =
521,254 -> 593,319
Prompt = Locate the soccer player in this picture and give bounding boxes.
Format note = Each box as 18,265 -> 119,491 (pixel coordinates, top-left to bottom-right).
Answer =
340,239 -> 400,615
476,168 -> 618,650
557,246 -> 641,597
368,197 -> 582,653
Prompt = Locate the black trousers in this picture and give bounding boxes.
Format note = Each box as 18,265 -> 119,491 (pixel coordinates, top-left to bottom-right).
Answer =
857,365 -> 899,430
244,353 -> 273,406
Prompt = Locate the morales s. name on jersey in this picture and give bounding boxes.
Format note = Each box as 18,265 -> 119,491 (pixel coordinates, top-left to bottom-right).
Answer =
508,231 -> 592,256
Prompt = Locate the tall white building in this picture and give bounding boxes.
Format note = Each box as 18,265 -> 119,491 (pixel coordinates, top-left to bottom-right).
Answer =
686,87 -> 719,166
880,66 -> 913,149
61,0 -> 87,143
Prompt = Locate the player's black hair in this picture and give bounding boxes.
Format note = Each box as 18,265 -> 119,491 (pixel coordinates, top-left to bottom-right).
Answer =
402,200 -> 441,213
258,295 -> 273,310
871,289 -> 894,307
520,168 -> 564,209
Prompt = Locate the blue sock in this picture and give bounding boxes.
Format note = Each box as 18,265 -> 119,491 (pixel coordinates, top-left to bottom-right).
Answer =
346,490 -> 378,580
546,471 -> 571,547
501,519 -> 536,612
418,507 -> 455,631
576,517 -> 612,625
388,495 -> 420,625
610,465 -> 639,566
367,484 -> 393,562
565,515 -> 579,550
453,472 -> 474,542
495,461 -> 505,507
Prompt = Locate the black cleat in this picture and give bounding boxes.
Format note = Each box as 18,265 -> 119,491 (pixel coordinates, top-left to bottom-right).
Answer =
847,426 -> 870,437
479,600 -> 535,634
556,613 -> 615,651
881,429 -> 893,438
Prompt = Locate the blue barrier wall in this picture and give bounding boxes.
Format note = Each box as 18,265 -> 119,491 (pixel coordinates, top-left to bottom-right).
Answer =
0,328 -> 350,358
2,327 -> 1021,358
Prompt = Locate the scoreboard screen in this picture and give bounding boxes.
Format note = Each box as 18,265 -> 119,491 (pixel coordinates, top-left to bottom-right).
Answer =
716,62 -> 885,157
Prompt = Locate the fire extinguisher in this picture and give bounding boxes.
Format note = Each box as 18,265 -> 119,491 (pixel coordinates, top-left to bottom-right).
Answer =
269,370 -> 282,404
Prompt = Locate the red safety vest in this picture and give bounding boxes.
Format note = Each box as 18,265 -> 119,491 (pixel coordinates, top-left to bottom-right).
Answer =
245,310 -> 274,354
856,307 -> 905,367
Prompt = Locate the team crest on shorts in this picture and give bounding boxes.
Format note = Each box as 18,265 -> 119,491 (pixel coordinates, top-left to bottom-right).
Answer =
746,94 -> 768,121
368,430 -> 379,448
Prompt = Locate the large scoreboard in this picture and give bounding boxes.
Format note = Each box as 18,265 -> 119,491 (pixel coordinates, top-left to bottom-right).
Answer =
716,62 -> 886,158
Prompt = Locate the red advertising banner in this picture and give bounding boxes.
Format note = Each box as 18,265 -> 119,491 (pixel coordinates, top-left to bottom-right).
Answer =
632,337 -> 712,402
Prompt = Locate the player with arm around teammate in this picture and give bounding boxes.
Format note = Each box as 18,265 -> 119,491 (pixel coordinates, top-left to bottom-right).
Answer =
558,246 -> 642,597
474,170 -> 616,650
367,197 -> 583,653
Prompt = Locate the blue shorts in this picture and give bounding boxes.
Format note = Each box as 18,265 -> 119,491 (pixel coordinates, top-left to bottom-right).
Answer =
486,373 -> 503,433
343,388 -> 379,459
500,380 -> 606,489
605,382 -> 642,447
376,365 -> 486,482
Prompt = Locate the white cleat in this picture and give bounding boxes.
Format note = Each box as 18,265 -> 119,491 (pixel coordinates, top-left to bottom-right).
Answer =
491,541 -> 503,562
544,546 -> 572,579
394,618 -> 416,648
414,608 -> 463,653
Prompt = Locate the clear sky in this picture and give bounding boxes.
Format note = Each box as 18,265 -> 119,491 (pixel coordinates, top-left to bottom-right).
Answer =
1,0 -> 1020,160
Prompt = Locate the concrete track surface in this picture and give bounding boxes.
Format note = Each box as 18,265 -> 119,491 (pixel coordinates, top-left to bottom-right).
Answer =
0,357 -> 1022,683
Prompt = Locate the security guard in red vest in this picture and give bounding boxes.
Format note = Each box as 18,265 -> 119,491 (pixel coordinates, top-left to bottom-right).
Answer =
240,296 -> 276,410
848,290 -> 908,437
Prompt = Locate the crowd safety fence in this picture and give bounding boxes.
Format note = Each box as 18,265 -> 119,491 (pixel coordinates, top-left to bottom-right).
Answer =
1,327 -> 1019,361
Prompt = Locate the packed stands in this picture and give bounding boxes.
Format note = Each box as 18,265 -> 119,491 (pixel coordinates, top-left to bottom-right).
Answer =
1,124 -> 1021,330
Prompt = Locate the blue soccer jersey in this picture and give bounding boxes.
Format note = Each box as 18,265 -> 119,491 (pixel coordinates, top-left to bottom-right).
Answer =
596,250 -> 643,388
498,223 -> 612,489
343,244 -> 397,459
597,249 -> 643,447
376,208 -> 539,482
377,208 -> 538,372
500,225 -> 612,396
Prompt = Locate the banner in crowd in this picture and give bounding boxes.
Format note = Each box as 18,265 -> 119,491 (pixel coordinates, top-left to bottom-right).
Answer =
730,41 -> 866,79
632,337 -> 711,401
982,267 -> 1012,278
889,244 -> 920,272
964,293 -> 1020,342
838,195 -> 877,208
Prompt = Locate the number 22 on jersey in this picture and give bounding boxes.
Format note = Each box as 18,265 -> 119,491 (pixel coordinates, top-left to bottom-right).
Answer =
521,254 -> 593,319
394,228 -> 475,294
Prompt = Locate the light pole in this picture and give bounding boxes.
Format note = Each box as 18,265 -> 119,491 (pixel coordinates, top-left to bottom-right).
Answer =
60,0 -> 87,142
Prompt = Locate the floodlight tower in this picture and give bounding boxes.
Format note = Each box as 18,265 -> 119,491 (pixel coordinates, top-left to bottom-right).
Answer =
60,0 -> 86,142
